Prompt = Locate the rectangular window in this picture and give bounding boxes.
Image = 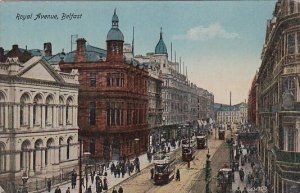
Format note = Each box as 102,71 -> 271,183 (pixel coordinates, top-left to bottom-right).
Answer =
287,128 -> 295,151
289,0 -> 295,14
89,102 -> 96,126
90,73 -> 96,87
287,33 -> 295,55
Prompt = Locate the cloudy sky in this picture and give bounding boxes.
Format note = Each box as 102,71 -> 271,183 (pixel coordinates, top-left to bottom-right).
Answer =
0,1 -> 276,104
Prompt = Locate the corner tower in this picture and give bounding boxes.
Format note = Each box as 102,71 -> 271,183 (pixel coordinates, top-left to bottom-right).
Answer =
106,9 -> 124,62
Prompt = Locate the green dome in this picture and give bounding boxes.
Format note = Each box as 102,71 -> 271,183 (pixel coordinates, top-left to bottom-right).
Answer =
107,9 -> 124,41
155,29 -> 167,55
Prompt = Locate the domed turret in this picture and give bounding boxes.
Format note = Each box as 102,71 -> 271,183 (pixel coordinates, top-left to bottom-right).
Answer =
106,9 -> 124,62
155,28 -> 167,55
107,9 -> 124,41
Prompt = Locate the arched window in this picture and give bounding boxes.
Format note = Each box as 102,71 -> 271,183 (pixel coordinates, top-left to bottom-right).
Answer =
20,93 -> 30,126
59,138 -> 63,162
0,143 -> 5,172
67,137 -> 72,160
89,139 -> 95,155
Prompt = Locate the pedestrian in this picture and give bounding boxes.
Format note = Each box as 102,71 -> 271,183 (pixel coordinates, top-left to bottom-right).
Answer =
111,163 -> 116,175
118,186 -> 123,193
103,177 -> 108,190
239,168 -> 245,182
47,178 -> 51,192
176,169 -> 180,181
96,173 -> 100,184
150,167 -> 154,179
91,171 -> 95,184
81,177 -> 85,189
242,187 -> 248,193
65,187 -> 71,193
54,186 -> 62,193
86,185 -> 92,193
235,187 -> 242,193
112,187 -> 117,193
96,181 -> 102,193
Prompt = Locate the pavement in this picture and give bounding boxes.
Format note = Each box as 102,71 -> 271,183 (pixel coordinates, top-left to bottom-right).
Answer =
42,144 -> 179,193
231,146 -> 268,193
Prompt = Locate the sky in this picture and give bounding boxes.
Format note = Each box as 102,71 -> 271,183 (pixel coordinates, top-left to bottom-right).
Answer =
0,1 -> 276,104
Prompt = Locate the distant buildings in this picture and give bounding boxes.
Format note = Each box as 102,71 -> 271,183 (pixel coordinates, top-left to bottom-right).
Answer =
0,56 -> 79,188
135,29 -> 214,141
215,102 -> 247,124
255,1 -> 300,192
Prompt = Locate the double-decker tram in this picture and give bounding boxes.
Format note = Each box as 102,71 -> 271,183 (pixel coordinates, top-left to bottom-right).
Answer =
153,151 -> 176,185
181,138 -> 196,162
196,134 -> 207,149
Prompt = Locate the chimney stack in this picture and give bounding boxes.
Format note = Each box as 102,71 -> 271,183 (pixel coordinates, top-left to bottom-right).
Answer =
0,47 -> 4,62
44,42 -> 52,56
75,38 -> 86,62
12,44 -> 18,50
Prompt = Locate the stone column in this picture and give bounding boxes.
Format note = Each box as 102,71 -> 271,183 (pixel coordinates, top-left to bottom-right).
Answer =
72,106 -> 77,127
13,105 -> 18,129
29,150 -> 34,175
41,149 -> 46,173
36,105 -> 41,126
29,105 -> 33,128
35,149 -> 41,171
41,105 -> 45,128
14,151 -> 20,172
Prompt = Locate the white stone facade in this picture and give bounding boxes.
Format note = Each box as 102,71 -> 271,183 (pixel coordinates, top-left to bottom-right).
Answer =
0,57 -> 79,180
216,102 -> 248,124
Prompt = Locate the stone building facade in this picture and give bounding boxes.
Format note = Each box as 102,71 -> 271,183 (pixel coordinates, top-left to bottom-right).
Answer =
248,73 -> 258,125
256,1 -> 300,192
59,10 -> 149,161
215,102 -> 248,124
136,29 -> 214,141
0,56 -> 79,186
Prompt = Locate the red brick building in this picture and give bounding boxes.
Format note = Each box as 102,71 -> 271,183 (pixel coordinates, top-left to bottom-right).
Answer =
59,10 -> 149,160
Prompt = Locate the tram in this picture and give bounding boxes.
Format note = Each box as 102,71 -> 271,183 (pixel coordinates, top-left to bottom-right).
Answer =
181,138 -> 196,162
196,135 -> 207,149
153,151 -> 176,185
218,129 -> 225,140
216,168 -> 233,193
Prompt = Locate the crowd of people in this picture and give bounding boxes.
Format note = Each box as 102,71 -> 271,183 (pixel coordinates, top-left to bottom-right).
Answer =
234,144 -> 269,193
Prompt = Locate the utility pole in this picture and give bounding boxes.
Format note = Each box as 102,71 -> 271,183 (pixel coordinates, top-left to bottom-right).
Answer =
205,150 -> 211,193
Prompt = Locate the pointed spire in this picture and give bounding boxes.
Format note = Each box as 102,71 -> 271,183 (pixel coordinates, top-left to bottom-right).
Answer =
171,42 -> 173,62
160,27 -> 163,39
186,66 -> 188,79
112,8 -> 119,28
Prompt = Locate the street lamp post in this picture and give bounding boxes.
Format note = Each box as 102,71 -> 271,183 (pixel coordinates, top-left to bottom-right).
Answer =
83,152 -> 91,190
21,172 -> 28,193
205,150 -> 211,193
79,139 -> 82,193
134,138 -> 140,157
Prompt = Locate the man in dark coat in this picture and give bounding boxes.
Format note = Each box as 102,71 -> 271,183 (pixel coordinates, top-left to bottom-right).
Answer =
54,186 -> 61,193
118,186 -> 123,193
47,179 -> 51,192
176,169 -> 180,181
239,168 -> 245,182
150,168 -> 154,179
112,188 -> 117,193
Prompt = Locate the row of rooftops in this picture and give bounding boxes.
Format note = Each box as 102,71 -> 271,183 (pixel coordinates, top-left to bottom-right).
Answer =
214,102 -> 247,112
